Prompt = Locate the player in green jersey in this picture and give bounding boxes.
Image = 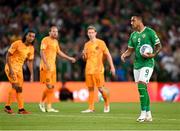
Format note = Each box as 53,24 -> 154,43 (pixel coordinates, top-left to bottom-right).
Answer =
121,15 -> 162,122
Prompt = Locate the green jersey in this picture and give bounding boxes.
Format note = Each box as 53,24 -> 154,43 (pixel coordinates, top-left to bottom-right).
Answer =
128,27 -> 160,69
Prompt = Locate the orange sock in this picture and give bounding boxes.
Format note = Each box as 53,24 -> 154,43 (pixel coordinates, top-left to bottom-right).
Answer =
41,89 -> 48,103
100,87 -> 110,107
16,93 -> 24,109
46,88 -> 54,106
6,88 -> 16,106
88,87 -> 94,110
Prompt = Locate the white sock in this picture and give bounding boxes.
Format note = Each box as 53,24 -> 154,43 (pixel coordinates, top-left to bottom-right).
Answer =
141,110 -> 146,115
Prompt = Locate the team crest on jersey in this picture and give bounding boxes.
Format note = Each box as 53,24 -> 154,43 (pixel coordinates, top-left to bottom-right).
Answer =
142,34 -> 146,38
95,46 -> 99,50
46,78 -> 50,82
133,36 -> 136,40
132,37 -> 136,43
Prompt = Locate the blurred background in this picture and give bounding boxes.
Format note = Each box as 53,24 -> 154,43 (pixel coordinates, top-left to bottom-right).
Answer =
0,0 -> 180,82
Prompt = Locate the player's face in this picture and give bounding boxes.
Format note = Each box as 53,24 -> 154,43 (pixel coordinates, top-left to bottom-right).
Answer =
26,32 -> 36,44
49,27 -> 58,39
131,17 -> 139,30
87,29 -> 97,40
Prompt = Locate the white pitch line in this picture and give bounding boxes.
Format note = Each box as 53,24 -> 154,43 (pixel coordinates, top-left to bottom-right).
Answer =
29,113 -> 180,121
30,113 -> 134,119
0,112 -> 179,121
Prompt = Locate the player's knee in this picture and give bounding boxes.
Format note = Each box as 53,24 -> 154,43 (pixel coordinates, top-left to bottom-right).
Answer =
46,84 -> 54,89
138,81 -> 147,85
88,87 -> 94,91
47,88 -> 54,93
98,87 -> 103,93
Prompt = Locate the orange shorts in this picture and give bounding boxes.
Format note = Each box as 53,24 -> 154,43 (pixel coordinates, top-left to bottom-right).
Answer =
85,74 -> 105,88
5,65 -> 23,87
40,69 -> 56,85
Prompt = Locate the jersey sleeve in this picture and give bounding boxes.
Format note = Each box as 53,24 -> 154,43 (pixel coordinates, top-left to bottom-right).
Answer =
150,29 -> 161,46
27,46 -> 34,60
83,43 -> 89,53
83,43 -> 89,59
8,41 -> 19,54
41,38 -> 48,50
56,42 -> 61,54
102,41 -> 109,55
128,33 -> 134,48
83,43 -> 87,52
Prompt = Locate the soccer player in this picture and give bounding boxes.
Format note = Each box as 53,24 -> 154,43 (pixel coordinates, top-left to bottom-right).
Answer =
39,26 -> 76,112
121,15 -> 162,122
81,25 -> 115,113
4,30 -> 36,114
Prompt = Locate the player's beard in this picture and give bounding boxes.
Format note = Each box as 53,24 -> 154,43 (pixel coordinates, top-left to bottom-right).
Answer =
132,24 -> 139,31
132,25 -> 136,30
52,34 -> 58,39
89,35 -> 95,41
25,39 -> 34,45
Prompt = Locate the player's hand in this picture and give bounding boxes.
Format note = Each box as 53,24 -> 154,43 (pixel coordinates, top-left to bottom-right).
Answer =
45,64 -> 50,71
30,75 -> 34,82
9,69 -> 15,81
142,53 -> 155,58
81,50 -> 87,60
70,57 -> 76,63
110,66 -> 116,77
121,53 -> 126,62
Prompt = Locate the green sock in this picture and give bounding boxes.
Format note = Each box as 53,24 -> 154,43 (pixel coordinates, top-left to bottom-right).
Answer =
138,83 -> 147,111
146,90 -> 150,111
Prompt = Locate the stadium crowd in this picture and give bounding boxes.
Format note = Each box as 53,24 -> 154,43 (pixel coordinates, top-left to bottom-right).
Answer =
0,0 -> 180,82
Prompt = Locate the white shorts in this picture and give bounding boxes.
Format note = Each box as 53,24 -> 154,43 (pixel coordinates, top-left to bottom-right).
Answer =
133,67 -> 153,84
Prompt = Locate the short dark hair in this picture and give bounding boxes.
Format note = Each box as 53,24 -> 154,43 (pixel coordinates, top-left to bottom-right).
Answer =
49,25 -> 59,32
132,14 -> 143,22
22,30 -> 36,44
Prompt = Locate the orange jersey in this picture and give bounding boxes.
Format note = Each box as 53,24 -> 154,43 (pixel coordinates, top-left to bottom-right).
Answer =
5,40 -> 34,72
84,38 -> 109,74
40,36 -> 61,71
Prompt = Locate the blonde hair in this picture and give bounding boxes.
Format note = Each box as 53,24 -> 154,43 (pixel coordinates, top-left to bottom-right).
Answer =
87,25 -> 96,32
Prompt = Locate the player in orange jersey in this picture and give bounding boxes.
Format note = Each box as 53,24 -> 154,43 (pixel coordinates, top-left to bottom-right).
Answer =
81,25 -> 115,113
39,26 -> 76,112
4,30 -> 36,114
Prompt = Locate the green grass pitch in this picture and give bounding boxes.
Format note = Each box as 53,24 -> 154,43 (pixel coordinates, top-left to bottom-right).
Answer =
0,102 -> 180,130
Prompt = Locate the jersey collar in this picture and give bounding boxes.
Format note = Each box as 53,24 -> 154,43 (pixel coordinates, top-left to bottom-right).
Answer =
137,26 -> 146,34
